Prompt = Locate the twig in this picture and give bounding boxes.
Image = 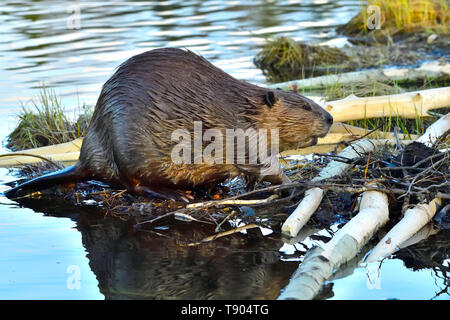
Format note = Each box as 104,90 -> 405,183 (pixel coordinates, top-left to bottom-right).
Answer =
186,194 -> 279,209
401,194 -> 411,216
436,192 -> 450,200
412,181 -> 449,193
340,125 -> 383,146
134,208 -> 187,228
184,223 -> 260,246
393,126 -> 403,151
215,210 -> 237,232
134,194 -> 281,228
186,192 -> 281,209
174,211 -> 214,224
401,155 -> 448,199
363,152 -> 372,185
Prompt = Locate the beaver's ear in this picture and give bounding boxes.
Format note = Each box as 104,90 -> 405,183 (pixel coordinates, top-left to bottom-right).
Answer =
264,91 -> 277,108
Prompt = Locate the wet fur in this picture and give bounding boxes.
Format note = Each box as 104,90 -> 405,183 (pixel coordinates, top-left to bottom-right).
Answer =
6,48 -> 332,200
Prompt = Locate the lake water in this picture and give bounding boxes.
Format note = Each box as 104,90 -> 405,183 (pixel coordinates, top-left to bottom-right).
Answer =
0,0 -> 448,300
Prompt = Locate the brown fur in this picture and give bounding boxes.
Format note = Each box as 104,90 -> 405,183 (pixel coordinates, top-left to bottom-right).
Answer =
6,48 -> 333,201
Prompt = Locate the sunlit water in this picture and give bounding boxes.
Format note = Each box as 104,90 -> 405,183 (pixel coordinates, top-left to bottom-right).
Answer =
0,0 -> 448,300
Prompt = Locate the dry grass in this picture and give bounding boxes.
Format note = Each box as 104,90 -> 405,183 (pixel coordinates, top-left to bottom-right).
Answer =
6,87 -> 93,151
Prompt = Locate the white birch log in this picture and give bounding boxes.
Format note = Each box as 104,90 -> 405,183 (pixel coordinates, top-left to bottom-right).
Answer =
279,188 -> 389,300
268,61 -> 450,91
415,112 -> 450,147
312,138 -> 380,182
281,139 -> 381,237
0,138 -> 83,167
397,223 -> 439,250
281,188 -> 324,237
365,198 -> 442,263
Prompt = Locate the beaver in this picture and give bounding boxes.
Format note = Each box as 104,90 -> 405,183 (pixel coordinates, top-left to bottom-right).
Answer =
5,48 -> 333,201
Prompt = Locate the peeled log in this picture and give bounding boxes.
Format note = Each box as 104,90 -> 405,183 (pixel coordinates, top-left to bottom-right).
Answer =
279,189 -> 389,300
0,138 -> 82,167
0,131 -> 401,167
323,87 -> 450,122
8,138 -> 82,156
268,61 -> 450,91
365,198 -> 442,263
281,188 -> 324,237
281,139 -> 381,237
0,151 -> 80,167
415,112 -> 450,147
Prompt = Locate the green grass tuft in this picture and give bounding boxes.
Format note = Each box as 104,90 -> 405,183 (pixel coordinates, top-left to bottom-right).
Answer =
254,37 -> 351,82
6,86 -> 93,151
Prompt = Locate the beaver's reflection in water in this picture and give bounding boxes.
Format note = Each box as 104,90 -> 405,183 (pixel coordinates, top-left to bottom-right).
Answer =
75,208 -> 298,300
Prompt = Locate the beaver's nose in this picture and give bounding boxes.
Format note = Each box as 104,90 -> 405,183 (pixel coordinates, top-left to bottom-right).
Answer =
325,113 -> 333,125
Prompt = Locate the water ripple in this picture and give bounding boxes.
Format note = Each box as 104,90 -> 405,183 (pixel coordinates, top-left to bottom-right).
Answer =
0,0 -> 361,109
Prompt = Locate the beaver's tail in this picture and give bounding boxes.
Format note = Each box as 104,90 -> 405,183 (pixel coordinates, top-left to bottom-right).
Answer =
4,164 -> 89,198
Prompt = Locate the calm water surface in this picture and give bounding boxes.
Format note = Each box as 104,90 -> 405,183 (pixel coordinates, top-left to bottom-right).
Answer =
0,0 -> 448,300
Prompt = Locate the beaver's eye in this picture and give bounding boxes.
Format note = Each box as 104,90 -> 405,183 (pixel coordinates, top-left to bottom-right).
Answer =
302,105 -> 311,111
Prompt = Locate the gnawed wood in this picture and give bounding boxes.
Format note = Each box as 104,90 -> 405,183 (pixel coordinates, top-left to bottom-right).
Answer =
281,188 -> 324,237
268,61 -> 450,91
0,138 -> 82,167
279,188 -> 389,300
415,112 -> 450,147
365,198 -> 442,263
281,139 -> 383,237
323,87 -> 450,122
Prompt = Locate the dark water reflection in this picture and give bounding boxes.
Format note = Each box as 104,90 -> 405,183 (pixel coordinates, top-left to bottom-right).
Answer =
8,196 -> 449,300
15,198 -> 299,299
84,220 -> 296,300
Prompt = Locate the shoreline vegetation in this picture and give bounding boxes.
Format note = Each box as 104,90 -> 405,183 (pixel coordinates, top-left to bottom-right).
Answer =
254,0 -> 449,82
6,87 -> 92,151
339,0 -> 449,43
253,33 -> 450,84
